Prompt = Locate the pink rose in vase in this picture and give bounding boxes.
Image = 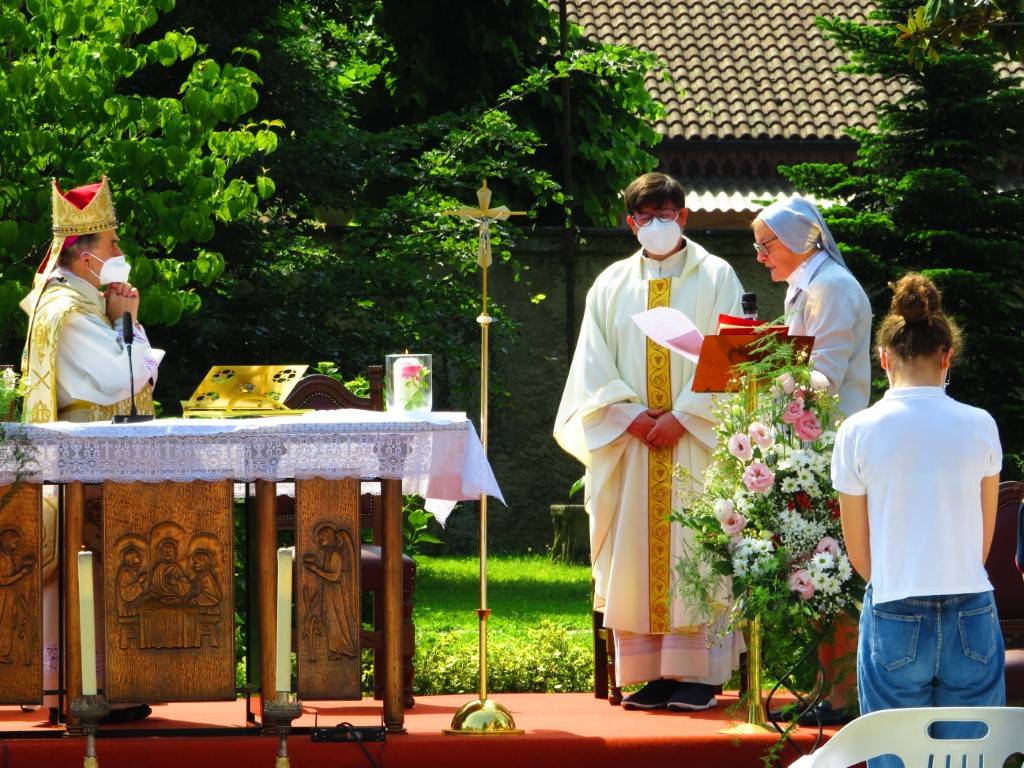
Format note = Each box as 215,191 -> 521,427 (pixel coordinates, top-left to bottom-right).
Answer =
400,362 -> 424,381
781,397 -> 806,424
742,461 -> 775,494
794,411 -> 822,441
787,568 -> 815,600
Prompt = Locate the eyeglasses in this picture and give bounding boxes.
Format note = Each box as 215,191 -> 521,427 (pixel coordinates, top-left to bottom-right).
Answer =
632,208 -> 680,227
753,236 -> 779,256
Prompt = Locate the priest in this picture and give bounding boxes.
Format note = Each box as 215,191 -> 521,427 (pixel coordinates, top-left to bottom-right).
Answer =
554,172 -> 745,712
20,176 -> 163,723
21,176 -> 162,423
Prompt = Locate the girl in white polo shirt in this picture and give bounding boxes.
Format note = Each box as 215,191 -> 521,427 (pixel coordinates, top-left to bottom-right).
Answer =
831,273 -> 1003,755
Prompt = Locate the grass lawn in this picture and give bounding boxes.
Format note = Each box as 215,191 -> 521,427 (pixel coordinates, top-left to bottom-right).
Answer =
411,554 -> 595,694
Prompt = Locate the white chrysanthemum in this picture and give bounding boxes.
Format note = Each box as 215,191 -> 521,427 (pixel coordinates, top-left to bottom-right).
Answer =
811,551 -> 835,570
796,468 -> 815,489
819,430 -> 837,447
780,477 -> 800,493
837,555 -> 853,581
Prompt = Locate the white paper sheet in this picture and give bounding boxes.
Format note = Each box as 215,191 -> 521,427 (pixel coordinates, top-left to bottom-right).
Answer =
631,306 -> 704,363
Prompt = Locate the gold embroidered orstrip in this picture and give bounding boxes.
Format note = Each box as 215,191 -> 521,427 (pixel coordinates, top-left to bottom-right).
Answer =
645,277 -> 673,634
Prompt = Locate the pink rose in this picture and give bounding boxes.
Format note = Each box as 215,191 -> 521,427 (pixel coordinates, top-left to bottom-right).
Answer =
781,397 -> 806,424
794,411 -> 822,441
787,569 -> 815,600
727,433 -> 754,461
747,421 -> 773,450
713,499 -> 735,522
400,363 -> 424,380
720,512 -> 747,536
777,372 -> 796,394
742,461 -> 775,494
815,536 -> 840,557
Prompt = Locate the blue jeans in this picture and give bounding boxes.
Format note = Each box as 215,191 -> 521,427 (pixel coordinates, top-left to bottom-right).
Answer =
859,586 -> 1005,768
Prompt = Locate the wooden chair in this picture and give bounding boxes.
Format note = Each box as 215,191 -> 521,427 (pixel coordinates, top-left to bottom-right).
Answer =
593,608 -> 622,704
983,479 -> 1024,702
282,368 -> 417,707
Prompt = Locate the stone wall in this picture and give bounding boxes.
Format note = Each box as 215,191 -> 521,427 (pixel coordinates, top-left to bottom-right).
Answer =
439,226 -> 788,554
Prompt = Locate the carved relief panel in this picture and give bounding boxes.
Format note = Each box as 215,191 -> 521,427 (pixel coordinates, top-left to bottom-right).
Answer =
0,483 -> 42,704
295,478 -> 361,700
102,481 -> 234,702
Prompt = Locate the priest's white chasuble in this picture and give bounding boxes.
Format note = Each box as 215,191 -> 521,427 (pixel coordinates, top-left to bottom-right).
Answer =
554,240 -> 745,685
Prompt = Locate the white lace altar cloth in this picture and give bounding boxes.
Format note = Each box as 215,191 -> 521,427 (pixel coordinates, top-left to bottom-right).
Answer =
0,410 -> 502,526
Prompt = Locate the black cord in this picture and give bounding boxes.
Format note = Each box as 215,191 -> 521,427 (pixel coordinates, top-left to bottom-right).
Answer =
335,723 -> 383,768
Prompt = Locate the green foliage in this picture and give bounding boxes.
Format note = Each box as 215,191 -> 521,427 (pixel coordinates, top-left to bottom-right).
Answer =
783,2 -> 1024,472
899,1 -> 1024,64
411,554 -> 593,694
415,619 -> 591,695
0,0 -> 274,362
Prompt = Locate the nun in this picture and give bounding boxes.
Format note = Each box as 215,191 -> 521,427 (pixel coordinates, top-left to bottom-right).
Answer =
753,196 -> 872,419
754,196 -> 873,726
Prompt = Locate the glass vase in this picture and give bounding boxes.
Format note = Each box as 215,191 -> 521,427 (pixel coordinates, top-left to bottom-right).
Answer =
386,353 -> 432,412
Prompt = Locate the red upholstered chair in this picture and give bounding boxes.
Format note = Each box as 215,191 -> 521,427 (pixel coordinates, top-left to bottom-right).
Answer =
983,479 -> 1024,702
283,368 -> 417,707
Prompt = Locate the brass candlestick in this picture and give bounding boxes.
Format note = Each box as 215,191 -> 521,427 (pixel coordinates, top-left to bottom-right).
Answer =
443,181 -> 525,736
264,692 -> 302,767
71,695 -> 110,768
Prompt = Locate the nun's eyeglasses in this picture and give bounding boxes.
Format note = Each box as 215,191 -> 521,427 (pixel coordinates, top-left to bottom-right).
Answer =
753,236 -> 779,256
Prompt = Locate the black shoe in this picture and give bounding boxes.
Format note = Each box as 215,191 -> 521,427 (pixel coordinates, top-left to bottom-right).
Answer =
621,679 -> 678,710
770,701 -> 856,726
666,683 -> 717,712
101,704 -> 152,724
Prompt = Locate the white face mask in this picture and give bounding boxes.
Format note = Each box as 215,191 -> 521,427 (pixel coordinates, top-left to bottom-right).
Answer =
636,218 -> 682,256
84,252 -> 131,285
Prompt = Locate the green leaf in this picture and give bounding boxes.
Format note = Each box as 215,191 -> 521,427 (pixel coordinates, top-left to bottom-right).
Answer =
255,175 -> 275,200
0,221 -> 17,246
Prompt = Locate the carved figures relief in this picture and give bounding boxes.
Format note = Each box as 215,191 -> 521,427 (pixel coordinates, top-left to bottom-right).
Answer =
296,478 -> 361,700
103,481 -> 234,702
0,484 -> 42,704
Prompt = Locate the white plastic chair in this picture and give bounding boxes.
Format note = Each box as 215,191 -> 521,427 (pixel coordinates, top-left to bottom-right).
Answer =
790,707 -> 1024,768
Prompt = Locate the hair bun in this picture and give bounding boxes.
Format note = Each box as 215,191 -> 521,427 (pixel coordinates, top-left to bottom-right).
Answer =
889,273 -> 941,324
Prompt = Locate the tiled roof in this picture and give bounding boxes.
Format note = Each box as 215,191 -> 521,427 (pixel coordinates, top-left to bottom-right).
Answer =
559,0 -> 888,141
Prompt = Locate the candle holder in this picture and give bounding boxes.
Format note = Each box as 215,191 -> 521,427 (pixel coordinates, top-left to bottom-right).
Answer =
264,692 -> 302,768
385,354 -> 432,412
71,694 -> 110,768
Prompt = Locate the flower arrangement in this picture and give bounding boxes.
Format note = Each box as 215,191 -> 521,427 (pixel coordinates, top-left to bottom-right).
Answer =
386,354 -> 432,412
673,338 -> 863,625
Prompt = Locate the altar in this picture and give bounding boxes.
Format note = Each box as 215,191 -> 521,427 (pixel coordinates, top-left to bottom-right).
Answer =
0,410 -> 502,733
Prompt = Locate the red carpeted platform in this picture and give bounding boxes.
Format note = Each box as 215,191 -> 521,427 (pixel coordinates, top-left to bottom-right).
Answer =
0,693 -> 835,767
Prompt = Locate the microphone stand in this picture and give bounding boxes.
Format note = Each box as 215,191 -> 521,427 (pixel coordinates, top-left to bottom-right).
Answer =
113,310 -> 154,424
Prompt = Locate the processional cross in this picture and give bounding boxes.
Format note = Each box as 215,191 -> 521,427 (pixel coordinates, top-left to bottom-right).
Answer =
443,180 -> 527,735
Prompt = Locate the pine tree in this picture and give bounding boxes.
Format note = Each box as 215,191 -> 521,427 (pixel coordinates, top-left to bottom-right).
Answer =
782,0 -> 1024,469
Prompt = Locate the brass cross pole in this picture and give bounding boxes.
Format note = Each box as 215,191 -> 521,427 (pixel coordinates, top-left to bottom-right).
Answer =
443,180 -> 526,736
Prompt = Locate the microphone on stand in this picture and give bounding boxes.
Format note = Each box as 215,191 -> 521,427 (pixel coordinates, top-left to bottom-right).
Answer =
741,292 -> 758,321
112,311 -> 154,423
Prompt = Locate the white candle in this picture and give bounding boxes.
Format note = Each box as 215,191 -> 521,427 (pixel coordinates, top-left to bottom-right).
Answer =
77,550 -> 98,696
391,356 -> 421,410
275,546 -> 294,693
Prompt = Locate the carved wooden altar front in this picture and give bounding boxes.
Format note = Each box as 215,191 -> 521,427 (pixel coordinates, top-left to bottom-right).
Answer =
0,412 -> 501,736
